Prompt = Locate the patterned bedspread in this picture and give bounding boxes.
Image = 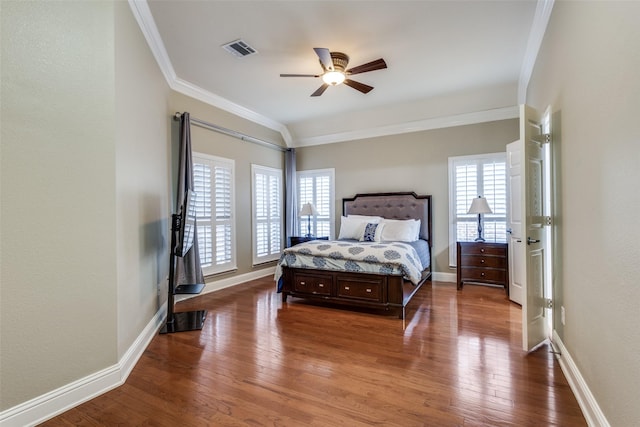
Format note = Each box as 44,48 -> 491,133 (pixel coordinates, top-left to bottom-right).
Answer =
274,240 -> 425,285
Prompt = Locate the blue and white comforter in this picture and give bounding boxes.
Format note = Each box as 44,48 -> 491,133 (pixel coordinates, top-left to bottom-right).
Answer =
275,240 -> 425,285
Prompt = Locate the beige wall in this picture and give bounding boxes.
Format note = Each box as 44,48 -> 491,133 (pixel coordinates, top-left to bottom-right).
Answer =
168,92 -> 286,279
114,2 -> 172,358
296,119 -> 519,274
1,1 -> 118,408
0,0 -> 172,410
527,2 -> 640,425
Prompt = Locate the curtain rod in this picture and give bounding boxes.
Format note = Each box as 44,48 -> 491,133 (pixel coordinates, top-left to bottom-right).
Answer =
173,112 -> 288,152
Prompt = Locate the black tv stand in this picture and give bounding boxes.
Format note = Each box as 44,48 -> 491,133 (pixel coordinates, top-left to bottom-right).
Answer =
160,310 -> 207,334
160,212 -> 207,334
175,283 -> 205,294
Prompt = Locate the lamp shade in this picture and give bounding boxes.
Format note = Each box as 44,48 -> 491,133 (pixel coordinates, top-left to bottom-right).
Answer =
467,196 -> 492,214
299,202 -> 319,216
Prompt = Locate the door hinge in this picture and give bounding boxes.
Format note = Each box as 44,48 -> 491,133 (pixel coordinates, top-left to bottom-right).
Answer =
545,298 -> 553,309
532,133 -> 552,145
544,216 -> 552,226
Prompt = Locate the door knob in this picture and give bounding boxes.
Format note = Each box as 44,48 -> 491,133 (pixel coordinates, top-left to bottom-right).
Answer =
527,237 -> 540,245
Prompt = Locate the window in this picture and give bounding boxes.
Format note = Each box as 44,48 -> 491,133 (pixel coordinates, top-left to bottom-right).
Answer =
297,169 -> 335,239
192,153 -> 236,275
252,164 -> 283,264
448,153 -> 507,266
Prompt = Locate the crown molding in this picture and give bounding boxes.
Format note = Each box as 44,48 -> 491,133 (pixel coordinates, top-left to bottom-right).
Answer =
127,0 -> 292,147
127,0 -> 176,83
293,106 -> 520,147
171,77 -> 293,146
518,0 -> 555,104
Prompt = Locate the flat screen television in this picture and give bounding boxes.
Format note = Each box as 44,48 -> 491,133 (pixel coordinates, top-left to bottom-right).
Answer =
175,189 -> 197,258
160,187 -> 207,334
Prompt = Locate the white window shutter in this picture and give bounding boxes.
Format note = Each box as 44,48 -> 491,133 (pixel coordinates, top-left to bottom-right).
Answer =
193,153 -> 236,275
252,165 -> 283,264
297,169 -> 335,239
448,153 -> 507,266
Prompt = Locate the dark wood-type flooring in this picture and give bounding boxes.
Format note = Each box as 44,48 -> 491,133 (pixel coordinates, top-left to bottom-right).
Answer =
42,278 -> 586,426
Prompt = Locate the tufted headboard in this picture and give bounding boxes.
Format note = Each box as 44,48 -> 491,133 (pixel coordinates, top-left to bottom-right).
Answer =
343,192 -> 432,243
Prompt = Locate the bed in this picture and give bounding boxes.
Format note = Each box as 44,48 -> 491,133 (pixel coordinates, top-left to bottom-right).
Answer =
277,192 -> 432,319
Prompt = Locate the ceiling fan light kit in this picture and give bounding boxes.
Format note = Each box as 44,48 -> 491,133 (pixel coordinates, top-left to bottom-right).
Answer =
322,71 -> 346,85
281,47 -> 387,97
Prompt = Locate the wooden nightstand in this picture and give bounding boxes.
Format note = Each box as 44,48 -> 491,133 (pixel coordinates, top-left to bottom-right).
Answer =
288,236 -> 329,247
457,241 -> 509,294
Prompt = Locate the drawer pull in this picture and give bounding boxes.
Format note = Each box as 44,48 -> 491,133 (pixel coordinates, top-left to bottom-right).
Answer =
366,288 -> 372,293
300,281 -> 306,285
344,286 -> 350,290
318,283 -> 324,287
480,248 -> 485,253
481,272 -> 485,277
481,259 -> 485,264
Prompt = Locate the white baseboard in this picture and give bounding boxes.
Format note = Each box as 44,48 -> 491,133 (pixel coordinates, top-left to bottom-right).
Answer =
0,306 -> 166,427
176,266 -> 276,302
432,271 -> 456,283
552,330 -> 610,427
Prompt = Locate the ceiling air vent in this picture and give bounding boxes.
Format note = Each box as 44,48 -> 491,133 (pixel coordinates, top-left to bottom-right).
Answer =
221,39 -> 257,58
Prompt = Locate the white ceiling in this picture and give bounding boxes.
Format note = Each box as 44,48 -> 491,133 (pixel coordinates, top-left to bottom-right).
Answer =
134,1 -> 543,147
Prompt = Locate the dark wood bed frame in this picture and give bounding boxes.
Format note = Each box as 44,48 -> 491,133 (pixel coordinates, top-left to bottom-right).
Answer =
281,192 -> 432,319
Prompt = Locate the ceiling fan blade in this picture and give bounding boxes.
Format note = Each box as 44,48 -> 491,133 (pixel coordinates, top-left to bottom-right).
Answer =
346,58 -> 387,75
310,83 -> 329,97
280,73 -> 320,78
344,79 -> 374,94
313,48 -> 334,71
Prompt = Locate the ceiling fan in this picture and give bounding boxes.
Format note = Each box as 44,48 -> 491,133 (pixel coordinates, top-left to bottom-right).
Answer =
280,48 -> 387,97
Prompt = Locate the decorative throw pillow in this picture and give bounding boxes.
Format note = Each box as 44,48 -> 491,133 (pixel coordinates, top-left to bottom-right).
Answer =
360,222 -> 385,242
362,223 -> 378,242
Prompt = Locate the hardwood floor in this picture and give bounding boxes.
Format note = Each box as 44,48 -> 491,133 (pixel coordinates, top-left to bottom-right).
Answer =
42,278 -> 586,426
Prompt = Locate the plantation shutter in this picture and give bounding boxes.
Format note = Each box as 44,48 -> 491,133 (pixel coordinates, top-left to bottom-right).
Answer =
297,169 -> 334,238
252,165 -> 283,264
449,153 -> 507,266
193,154 -> 236,275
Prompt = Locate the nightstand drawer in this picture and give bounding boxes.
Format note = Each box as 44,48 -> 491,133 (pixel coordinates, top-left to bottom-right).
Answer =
460,254 -> 506,269
460,267 -> 506,284
460,244 -> 505,256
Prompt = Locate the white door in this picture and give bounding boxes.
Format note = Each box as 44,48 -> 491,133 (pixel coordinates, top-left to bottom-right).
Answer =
520,104 -> 549,352
506,140 -> 524,305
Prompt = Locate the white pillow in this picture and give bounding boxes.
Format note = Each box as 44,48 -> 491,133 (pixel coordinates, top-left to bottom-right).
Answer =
413,219 -> 422,240
338,216 -> 367,240
359,222 -> 385,242
347,214 -> 383,223
381,219 -> 419,242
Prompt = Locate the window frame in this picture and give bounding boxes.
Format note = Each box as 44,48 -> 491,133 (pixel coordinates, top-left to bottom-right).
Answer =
448,152 -> 508,266
251,164 -> 283,265
192,152 -> 236,276
297,168 -> 335,239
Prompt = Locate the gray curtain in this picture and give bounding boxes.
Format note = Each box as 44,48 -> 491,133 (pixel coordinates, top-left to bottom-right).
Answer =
176,112 -> 204,285
285,148 -> 298,241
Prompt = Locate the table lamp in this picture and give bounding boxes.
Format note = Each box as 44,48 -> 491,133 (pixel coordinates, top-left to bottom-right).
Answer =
467,196 -> 492,241
299,202 -> 319,237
